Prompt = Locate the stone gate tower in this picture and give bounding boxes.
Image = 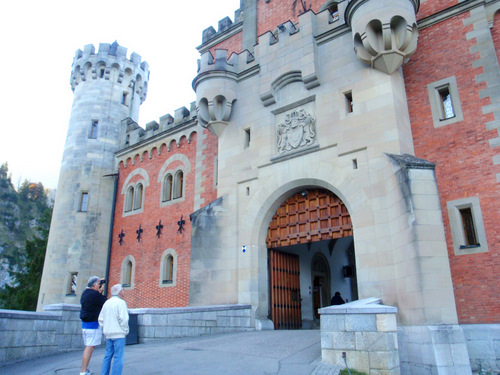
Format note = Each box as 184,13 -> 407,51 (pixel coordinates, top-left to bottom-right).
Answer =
37,42 -> 149,310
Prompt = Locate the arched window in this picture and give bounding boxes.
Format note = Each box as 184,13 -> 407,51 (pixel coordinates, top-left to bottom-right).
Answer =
174,171 -> 183,199
162,174 -> 173,202
121,255 -> 135,289
159,249 -> 177,287
125,187 -> 134,212
163,255 -> 174,284
134,183 -> 143,209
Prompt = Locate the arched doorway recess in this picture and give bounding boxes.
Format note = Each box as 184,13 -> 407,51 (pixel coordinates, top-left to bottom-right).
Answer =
266,188 -> 355,329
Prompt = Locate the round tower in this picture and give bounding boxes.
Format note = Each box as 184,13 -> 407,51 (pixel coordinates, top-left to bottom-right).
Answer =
37,42 -> 149,311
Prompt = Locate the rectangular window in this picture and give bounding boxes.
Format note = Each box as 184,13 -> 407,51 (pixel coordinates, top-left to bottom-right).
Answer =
428,76 -> 463,127
89,120 -> 98,139
79,192 -> 89,212
121,92 -> 128,106
244,128 -> 251,149
345,91 -> 353,113
99,68 -> 105,78
67,272 -> 78,295
438,87 -> 455,120
459,207 -> 478,247
447,197 -> 488,255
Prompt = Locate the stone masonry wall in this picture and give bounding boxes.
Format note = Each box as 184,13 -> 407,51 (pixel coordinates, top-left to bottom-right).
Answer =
319,298 -> 400,375
0,303 -> 252,366
131,304 -> 252,343
0,304 -> 81,365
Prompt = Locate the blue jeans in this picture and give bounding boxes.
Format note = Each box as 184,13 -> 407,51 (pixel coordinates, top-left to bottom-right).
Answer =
100,338 -> 125,375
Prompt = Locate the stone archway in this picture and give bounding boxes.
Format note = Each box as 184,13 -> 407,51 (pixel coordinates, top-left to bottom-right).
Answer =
266,188 -> 354,329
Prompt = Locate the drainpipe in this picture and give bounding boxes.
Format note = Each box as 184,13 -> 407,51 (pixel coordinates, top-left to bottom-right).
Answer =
103,171 -> 119,297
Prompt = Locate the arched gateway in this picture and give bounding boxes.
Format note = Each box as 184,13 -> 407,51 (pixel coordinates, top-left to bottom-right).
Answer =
266,188 -> 358,329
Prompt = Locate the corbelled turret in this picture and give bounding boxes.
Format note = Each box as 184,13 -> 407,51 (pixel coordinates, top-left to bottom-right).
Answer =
346,0 -> 419,74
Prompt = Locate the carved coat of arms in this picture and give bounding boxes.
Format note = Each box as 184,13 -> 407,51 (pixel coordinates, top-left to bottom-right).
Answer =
276,109 -> 316,154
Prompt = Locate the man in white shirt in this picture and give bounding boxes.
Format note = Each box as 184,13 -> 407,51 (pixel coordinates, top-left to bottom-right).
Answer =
98,284 -> 129,375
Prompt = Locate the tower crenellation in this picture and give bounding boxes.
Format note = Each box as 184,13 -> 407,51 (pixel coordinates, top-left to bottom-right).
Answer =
70,42 -> 149,104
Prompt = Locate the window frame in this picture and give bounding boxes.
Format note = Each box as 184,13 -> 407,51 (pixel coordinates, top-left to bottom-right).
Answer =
427,76 -> 464,128
89,120 -> 98,139
79,192 -> 89,212
121,255 -> 135,289
447,197 -> 488,255
159,249 -> 177,287
67,272 -> 78,296
121,170 -> 149,217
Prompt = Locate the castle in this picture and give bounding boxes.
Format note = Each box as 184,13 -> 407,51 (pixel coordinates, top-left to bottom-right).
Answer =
38,0 -> 499,373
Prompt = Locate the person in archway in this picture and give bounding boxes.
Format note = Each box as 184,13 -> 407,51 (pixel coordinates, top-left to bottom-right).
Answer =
331,291 -> 345,305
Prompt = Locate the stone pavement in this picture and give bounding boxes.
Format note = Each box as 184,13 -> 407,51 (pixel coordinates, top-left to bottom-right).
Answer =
1,330 -> 342,375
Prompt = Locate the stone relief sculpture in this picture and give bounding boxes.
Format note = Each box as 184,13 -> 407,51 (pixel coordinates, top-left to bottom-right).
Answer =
277,109 -> 317,154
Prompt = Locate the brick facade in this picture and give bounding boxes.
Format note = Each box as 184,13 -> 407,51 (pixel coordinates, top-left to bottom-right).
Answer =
403,12 -> 500,324
108,129 -> 217,308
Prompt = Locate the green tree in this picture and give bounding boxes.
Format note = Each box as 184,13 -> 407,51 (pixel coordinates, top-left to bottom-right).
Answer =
0,207 -> 52,310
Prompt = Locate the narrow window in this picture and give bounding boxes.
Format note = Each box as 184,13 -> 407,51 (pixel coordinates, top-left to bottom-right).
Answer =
134,184 -> 143,210
163,255 -> 174,284
125,187 -> 134,212
345,91 -> 353,113
174,171 -> 183,199
80,192 -> 89,212
352,159 -> 358,170
244,128 -> 251,149
460,208 -> 478,247
99,67 -> 105,78
121,92 -> 128,106
125,134 -> 130,145
123,260 -> 132,287
438,86 -> 455,120
68,272 -> 78,295
329,4 -> 339,21
246,187 -> 250,196
89,120 -> 98,139
163,174 -> 173,202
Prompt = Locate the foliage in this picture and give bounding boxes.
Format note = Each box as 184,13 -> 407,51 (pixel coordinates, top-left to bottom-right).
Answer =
0,162 -> 53,310
0,208 -> 52,310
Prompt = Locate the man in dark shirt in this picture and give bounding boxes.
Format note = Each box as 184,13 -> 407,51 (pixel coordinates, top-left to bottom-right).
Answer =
80,276 -> 107,375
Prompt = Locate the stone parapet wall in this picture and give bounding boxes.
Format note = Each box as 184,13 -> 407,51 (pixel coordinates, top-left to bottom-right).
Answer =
0,303 -> 252,366
319,298 -> 400,375
0,304 -> 81,365
131,304 -> 252,343
462,324 -> 500,374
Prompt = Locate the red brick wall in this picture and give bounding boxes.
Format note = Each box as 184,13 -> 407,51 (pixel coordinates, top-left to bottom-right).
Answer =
403,13 -> 500,323
257,0 -> 324,38
108,129 -> 217,308
417,0 -> 458,21
210,31 -> 243,58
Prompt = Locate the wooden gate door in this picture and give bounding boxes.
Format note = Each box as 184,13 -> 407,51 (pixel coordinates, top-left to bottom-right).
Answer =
269,249 -> 302,329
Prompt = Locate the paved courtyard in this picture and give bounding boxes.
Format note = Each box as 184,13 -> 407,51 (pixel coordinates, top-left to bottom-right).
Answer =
1,330 -> 341,375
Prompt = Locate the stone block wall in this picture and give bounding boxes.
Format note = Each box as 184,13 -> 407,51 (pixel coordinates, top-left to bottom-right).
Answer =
319,298 -> 400,375
131,304 -> 252,343
398,325 -> 472,374
462,324 -> 500,374
0,303 -> 252,366
0,304 -> 81,365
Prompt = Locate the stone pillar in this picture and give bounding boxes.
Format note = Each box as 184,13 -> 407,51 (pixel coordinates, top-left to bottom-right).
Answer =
320,298 -> 400,374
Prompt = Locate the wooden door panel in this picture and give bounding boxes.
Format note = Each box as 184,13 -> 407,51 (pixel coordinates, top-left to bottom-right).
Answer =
266,189 -> 352,248
269,249 -> 301,330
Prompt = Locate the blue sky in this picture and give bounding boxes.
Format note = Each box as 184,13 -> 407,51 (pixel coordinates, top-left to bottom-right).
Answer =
0,0 -> 239,189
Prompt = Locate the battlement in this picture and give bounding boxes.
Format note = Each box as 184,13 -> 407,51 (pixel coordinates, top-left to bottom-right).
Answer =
70,41 -> 149,103
120,102 -> 198,149
201,9 -> 243,44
